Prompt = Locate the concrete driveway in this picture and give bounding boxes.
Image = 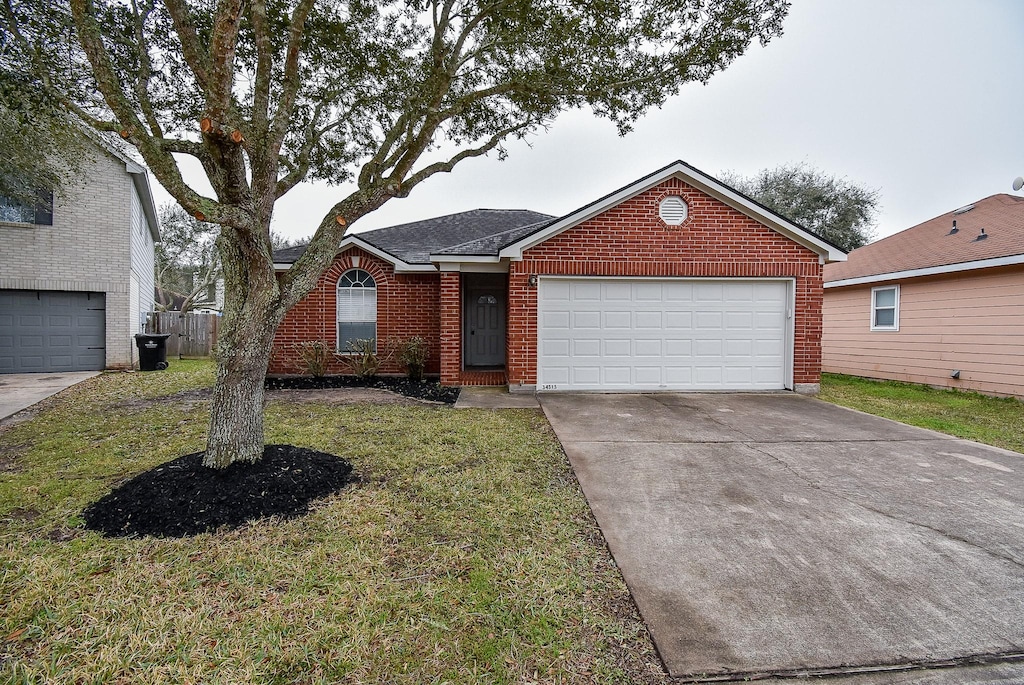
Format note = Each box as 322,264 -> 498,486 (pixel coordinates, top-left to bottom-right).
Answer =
0,371 -> 100,421
539,393 -> 1024,682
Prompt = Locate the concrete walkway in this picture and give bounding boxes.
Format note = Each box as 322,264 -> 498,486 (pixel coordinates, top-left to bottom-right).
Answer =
0,371 -> 100,420
454,386 -> 539,409
539,393 -> 1024,682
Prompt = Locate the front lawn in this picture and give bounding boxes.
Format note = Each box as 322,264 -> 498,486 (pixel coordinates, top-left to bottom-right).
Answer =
819,373 -> 1024,454
0,361 -> 665,684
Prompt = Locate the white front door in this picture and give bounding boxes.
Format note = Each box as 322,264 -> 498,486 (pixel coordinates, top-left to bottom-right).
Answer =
537,278 -> 790,391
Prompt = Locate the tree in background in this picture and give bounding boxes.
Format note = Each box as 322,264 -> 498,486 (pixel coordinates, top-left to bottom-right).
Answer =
721,163 -> 880,252
3,0 -> 792,468
155,203 -> 221,313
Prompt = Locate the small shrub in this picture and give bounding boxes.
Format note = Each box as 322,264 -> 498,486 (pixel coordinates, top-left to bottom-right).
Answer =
292,340 -> 333,377
338,338 -> 396,378
397,337 -> 429,381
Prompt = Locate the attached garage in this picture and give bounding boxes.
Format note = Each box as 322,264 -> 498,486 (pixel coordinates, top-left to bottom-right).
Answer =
0,290 -> 106,373
538,278 -> 790,391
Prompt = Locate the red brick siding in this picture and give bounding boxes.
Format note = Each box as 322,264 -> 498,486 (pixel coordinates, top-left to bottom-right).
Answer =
270,247 -> 441,375
506,178 -> 824,386
439,272 -> 461,385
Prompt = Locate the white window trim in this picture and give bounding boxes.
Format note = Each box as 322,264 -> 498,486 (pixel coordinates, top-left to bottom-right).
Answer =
336,269 -> 378,353
870,284 -> 900,331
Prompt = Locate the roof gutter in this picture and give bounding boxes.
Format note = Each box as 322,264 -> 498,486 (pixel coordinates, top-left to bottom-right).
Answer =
825,253 -> 1024,288
124,161 -> 161,242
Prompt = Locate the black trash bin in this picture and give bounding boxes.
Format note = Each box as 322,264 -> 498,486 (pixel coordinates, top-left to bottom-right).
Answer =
134,333 -> 172,371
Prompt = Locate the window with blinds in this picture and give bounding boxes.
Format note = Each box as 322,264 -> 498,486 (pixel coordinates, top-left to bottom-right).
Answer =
337,269 -> 377,352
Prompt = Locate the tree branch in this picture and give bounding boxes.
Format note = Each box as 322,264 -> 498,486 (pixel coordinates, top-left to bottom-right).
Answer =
402,125 -> 524,193
129,0 -> 163,138
162,0 -> 212,91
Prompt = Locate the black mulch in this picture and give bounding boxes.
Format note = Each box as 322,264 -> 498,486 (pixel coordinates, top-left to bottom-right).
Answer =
82,445 -> 354,539
266,374 -> 461,404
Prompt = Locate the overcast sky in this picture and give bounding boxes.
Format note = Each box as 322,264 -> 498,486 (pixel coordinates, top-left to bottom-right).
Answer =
155,0 -> 1024,244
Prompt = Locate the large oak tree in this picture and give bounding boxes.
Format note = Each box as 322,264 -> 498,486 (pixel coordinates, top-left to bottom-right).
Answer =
2,0 -> 790,467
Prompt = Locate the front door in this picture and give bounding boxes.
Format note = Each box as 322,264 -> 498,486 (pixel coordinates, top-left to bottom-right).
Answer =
464,281 -> 506,367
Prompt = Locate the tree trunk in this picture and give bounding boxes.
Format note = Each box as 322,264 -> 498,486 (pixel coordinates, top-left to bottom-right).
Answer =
202,221 -> 282,469
203,325 -> 277,468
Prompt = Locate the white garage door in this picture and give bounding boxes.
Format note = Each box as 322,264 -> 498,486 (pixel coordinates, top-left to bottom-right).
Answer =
538,278 -> 790,391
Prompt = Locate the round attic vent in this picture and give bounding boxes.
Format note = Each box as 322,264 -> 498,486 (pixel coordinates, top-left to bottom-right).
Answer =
659,196 -> 688,225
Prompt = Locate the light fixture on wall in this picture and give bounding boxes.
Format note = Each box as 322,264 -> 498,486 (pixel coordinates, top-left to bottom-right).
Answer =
528,274 -> 539,287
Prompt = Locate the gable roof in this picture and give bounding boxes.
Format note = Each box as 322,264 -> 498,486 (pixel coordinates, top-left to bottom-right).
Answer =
825,194 -> 1024,287
274,160 -> 849,271
273,209 -> 554,269
498,160 -> 847,263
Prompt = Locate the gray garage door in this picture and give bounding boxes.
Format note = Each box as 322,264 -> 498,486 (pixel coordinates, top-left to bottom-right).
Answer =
0,290 -> 105,372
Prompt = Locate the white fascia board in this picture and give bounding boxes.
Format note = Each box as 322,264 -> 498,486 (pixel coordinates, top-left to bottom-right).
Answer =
125,163 -> 161,242
824,253 -> 1024,288
499,161 -> 847,263
428,254 -> 501,264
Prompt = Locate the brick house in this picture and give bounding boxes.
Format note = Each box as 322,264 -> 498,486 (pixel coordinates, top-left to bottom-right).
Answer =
0,137 -> 160,372
823,193 -> 1024,398
272,161 -> 845,393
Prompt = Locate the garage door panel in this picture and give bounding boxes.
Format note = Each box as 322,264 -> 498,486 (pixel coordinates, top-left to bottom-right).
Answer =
664,282 -> 693,301
603,311 -> 631,328
725,339 -> 753,357
725,283 -> 755,301
601,366 -> 630,385
0,290 -> 105,372
542,310 -> 570,329
572,311 -> 600,328
634,339 -> 662,357
545,280 -> 571,301
634,366 -> 662,384
573,282 -> 602,300
573,339 -> 600,356
635,311 -> 662,328
573,366 -> 602,384
538,279 -> 788,391
695,283 -> 724,301
695,311 -> 723,329
634,282 -> 663,301
665,339 -> 691,356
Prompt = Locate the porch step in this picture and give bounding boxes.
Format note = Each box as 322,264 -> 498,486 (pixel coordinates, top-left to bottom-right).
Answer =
460,369 -> 507,386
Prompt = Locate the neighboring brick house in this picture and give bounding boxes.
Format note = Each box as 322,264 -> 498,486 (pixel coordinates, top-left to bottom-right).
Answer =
0,137 -> 160,372
272,161 -> 845,393
823,193 -> 1024,398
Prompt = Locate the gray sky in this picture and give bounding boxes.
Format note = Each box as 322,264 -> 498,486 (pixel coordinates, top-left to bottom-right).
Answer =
156,0 -> 1024,244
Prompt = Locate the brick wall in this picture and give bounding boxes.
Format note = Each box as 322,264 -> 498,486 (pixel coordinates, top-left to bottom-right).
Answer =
506,178 -> 824,387
270,247 -> 441,375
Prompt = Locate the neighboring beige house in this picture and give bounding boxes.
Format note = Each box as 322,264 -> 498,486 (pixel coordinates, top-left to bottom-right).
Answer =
823,193 -> 1024,398
0,137 -> 160,372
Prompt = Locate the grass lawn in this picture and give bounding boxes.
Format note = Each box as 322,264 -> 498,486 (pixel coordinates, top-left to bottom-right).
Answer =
0,361 -> 665,684
819,373 -> 1024,454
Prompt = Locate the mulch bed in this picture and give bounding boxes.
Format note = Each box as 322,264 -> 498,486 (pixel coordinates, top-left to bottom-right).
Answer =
83,445 -> 355,538
266,374 -> 461,405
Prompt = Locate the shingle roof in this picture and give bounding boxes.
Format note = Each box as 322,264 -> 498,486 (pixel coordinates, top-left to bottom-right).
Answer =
825,194 -> 1024,283
273,209 -> 555,265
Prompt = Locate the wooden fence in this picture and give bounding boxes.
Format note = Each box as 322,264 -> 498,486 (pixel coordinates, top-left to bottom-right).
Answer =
146,311 -> 220,358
